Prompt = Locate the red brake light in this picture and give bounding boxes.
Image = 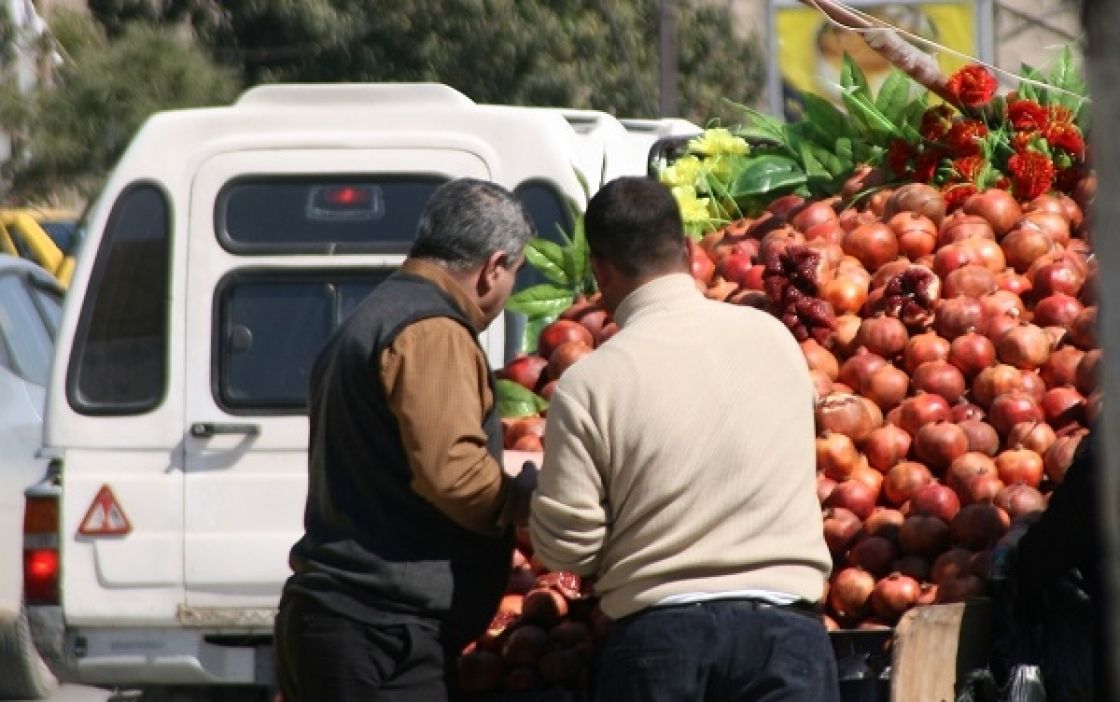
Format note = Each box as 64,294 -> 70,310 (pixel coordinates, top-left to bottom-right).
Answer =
24,549 -> 59,604
323,186 -> 368,206
307,184 -> 383,221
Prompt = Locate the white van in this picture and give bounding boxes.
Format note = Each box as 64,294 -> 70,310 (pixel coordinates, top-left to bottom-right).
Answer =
24,83 -> 697,696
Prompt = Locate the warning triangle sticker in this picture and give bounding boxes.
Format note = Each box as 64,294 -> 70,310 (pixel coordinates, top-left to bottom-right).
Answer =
78,484 -> 132,536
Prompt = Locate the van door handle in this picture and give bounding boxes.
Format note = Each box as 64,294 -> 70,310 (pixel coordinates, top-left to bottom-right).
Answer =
190,422 -> 261,438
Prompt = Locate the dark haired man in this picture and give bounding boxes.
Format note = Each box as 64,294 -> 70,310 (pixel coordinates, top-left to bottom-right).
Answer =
530,176 -> 840,701
275,178 -> 539,701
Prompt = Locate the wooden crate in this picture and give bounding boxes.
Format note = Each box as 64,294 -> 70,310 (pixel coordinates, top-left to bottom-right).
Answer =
890,599 -> 994,702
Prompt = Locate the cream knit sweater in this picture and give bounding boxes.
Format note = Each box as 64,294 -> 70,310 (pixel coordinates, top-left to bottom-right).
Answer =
529,273 -> 832,619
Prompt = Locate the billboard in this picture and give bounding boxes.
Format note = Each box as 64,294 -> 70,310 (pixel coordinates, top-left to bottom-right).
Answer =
766,0 -> 994,120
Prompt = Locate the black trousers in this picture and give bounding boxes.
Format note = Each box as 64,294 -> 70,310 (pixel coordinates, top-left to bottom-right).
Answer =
275,594 -> 454,702
593,599 -> 842,702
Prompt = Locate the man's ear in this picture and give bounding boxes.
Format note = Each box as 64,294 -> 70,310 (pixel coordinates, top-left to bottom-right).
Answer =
477,250 -> 508,295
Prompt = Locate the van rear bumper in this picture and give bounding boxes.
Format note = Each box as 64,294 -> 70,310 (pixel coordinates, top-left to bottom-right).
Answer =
28,613 -> 275,686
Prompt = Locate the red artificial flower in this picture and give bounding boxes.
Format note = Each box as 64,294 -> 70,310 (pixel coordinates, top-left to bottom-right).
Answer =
943,183 -> 979,211
886,139 -> 915,176
914,149 -> 944,183
1044,121 -> 1086,160
946,65 -> 999,108
1008,151 -> 1056,200
995,177 -> 1011,190
953,155 -> 985,181
1007,99 -> 1049,132
920,105 -> 955,141
1011,131 -> 1037,153
946,120 -> 988,156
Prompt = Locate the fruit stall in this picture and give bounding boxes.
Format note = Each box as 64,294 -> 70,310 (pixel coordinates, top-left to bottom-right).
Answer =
466,40 -> 1095,702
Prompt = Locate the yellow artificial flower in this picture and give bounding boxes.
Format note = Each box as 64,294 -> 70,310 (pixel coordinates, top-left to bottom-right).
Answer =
658,154 -> 703,188
671,185 -> 712,223
689,128 -> 749,157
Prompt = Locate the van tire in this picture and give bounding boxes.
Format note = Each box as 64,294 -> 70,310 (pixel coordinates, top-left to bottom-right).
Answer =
0,604 -> 59,699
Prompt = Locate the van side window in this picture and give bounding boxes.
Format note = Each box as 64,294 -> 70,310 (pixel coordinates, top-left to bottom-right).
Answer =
67,185 -> 169,414
218,177 -> 447,254
217,272 -> 388,411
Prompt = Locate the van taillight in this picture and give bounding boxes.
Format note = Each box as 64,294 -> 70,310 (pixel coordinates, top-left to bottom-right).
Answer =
24,494 -> 60,605
24,550 -> 59,603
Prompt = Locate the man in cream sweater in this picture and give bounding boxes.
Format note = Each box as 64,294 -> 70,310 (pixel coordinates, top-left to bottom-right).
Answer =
529,177 -> 839,701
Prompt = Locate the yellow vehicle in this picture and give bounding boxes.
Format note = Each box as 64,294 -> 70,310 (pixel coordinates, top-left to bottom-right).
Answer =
0,208 -> 79,288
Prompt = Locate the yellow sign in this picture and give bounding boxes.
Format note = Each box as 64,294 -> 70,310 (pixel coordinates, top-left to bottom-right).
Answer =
777,2 -> 978,119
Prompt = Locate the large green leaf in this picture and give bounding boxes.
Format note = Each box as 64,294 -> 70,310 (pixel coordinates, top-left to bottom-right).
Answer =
800,141 -> 832,182
1048,46 -> 1087,113
506,284 -> 576,317
518,313 -> 555,355
840,54 -> 871,100
729,155 -> 807,197
875,70 -> 911,124
524,239 -> 570,286
804,141 -> 850,180
900,96 -> 929,133
725,100 -> 785,144
497,379 -> 548,418
841,88 -> 898,142
801,93 -> 852,146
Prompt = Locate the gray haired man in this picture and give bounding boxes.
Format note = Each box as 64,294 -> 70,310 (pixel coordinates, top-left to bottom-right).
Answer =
275,178 -> 538,701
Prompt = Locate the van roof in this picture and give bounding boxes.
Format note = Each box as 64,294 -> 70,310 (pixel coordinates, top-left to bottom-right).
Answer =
235,82 -> 476,109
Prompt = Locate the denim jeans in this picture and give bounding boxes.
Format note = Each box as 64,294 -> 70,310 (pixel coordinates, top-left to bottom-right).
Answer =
593,599 -> 841,702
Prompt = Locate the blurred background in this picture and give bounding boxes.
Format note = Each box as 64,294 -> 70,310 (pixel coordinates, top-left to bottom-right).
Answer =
0,0 -> 1082,210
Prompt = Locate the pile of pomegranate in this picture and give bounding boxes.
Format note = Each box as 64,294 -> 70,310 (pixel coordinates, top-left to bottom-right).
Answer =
479,178 -> 1098,693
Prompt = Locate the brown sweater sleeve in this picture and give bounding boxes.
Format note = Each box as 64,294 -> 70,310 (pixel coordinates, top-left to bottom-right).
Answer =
381,317 -> 513,535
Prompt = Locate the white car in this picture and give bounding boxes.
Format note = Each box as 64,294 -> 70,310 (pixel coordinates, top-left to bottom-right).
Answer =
0,254 -> 64,699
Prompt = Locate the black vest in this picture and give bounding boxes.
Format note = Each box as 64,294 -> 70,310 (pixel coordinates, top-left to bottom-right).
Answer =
285,271 -> 511,648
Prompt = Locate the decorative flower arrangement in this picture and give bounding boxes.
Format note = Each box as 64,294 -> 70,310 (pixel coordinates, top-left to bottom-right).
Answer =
888,56 -> 1089,210
658,47 -> 1090,237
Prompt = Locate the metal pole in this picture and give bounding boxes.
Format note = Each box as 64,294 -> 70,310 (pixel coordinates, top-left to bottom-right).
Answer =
1083,0 -> 1120,698
659,0 -> 679,117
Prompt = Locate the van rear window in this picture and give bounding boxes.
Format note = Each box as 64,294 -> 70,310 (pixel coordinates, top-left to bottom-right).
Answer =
218,176 -> 447,254
217,271 -> 389,411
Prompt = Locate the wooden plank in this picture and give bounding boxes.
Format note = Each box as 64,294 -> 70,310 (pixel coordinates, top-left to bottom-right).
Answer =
890,600 -> 993,702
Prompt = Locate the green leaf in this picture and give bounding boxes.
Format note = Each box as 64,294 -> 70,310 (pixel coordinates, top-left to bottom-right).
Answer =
729,155 -> 807,197
497,379 -> 548,418
746,111 -> 786,144
836,137 -> 854,165
799,142 -> 831,182
506,284 -> 576,317
801,92 -> 852,145
518,313 -> 554,355
874,70 -> 911,124
1049,47 -> 1076,95
805,142 -> 850,179
566,213 -> 591,289
1019,64 -> 1046,104
1048,46 -> 1087,113
841,88 -> 898,141
524,239 -> 570,286
840,54 -> 871,100
900,94 -> 929,133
